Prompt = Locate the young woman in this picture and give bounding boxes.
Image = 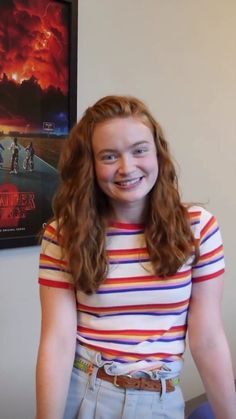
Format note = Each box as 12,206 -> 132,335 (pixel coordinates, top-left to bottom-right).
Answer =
36,95 -> 236,419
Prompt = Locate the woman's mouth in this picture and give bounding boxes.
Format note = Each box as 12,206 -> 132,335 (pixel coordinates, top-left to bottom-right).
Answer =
114,177 -> 143,188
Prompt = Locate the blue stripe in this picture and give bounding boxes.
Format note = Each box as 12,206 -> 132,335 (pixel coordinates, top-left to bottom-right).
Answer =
190,220 -> 200,226
201,227 -> 219,244
40,265 -> 70,273
80,337 -> 140,345
43,236 -> 58,245
150,336 -> 186,343
97,281 -> 192,294
100,356 -> 179,364
80,308 -> 188,318
193,255 -> 224,269
109,258 -> 149,264
107,230 -> 143,236
78,336 -> 186,345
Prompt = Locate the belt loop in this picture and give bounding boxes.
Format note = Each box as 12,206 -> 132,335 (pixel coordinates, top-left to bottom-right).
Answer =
160,377 -> 166,400
88,365 -> 99,390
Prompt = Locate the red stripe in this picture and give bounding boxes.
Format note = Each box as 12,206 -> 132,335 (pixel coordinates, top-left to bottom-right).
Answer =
105,270 -> 191,284
40,253 -> 68,267
198,245 -> 223,261
108,248 -> 147,256
78,324 -> 187,336
192,268 -> 225,283
200,215 -> 215,238
81,342 -> 182,359
38,278 -> 74,289
110,222 -> 144,230
45,224 -> 56,234
188,210 -> 201,218
79,298 -> 189,313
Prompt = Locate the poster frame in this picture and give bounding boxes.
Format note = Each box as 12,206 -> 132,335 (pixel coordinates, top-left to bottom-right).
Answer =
0,0 -> 78,249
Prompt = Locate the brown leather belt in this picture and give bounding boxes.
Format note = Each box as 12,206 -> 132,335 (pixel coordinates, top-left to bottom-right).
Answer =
73,358 -> 179,393
97,367 -> 176,392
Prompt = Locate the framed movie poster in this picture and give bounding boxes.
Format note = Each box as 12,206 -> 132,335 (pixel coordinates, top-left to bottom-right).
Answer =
0,0 -> 78,249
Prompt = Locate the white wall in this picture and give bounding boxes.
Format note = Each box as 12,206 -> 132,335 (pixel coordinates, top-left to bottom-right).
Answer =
1,1 -> 236,418
0,246 -> 40,419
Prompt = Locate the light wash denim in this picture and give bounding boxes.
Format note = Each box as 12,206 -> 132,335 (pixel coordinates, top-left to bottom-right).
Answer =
63,348 -> 185,419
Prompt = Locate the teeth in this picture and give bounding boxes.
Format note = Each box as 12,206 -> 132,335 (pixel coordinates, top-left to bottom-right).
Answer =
116,178 -> 141,186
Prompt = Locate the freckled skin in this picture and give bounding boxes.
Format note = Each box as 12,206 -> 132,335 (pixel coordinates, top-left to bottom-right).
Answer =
92,117 -> 158,222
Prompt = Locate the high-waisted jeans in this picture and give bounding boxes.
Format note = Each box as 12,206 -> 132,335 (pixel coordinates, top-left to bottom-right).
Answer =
63,346 -> 185,419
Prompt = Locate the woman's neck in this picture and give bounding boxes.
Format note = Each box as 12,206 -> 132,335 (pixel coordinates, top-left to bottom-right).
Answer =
109,203 -> 147,224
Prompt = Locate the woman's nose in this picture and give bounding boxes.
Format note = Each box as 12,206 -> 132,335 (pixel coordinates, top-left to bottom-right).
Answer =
118,155 -> 134,175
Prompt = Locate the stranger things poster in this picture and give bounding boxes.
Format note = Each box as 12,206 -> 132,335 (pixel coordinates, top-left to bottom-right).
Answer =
0,0 -> 77,249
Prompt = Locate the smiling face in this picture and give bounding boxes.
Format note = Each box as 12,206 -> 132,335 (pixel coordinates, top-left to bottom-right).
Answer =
92,116 -> 158,222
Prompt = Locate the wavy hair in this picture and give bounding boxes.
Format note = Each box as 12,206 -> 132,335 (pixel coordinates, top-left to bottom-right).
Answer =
52,95 -> 198,293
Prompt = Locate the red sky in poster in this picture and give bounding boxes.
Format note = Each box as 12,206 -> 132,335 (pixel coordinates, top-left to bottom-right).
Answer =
0,0 -> 69,94
0,0 -> 70,133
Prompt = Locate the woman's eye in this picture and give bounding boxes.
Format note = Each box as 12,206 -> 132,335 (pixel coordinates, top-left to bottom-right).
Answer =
134,147 -> 148,155
101,154 -> 117,162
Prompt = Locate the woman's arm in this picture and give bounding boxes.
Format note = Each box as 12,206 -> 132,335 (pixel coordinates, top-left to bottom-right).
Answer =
188,274 -> 236,419
36,285 -> 77,419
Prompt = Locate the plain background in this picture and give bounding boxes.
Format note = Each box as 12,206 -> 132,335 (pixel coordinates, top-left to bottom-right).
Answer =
1,1 -> 236,418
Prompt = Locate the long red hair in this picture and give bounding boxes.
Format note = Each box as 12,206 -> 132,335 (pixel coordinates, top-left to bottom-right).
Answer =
52,95 -> 198,293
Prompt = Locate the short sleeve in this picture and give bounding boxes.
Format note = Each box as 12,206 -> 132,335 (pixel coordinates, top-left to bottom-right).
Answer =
190,207 -> 225,283
38,221 -> 74,289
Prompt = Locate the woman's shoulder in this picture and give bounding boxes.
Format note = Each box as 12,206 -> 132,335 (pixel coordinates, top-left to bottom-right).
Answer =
40,219 -> 65,257
41,219 -> 62,244
187,204 -> 214,220
186,205 -> 218,237
43,219 -> 58,234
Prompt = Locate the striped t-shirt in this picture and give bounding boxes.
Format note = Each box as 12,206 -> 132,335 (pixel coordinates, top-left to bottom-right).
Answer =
39,206 -> 225,365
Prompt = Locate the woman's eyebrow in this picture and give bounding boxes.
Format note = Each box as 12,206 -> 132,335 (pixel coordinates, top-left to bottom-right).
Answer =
96,140 -> 151,155
96,148 -> 117,155
131,140 -> 150,147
